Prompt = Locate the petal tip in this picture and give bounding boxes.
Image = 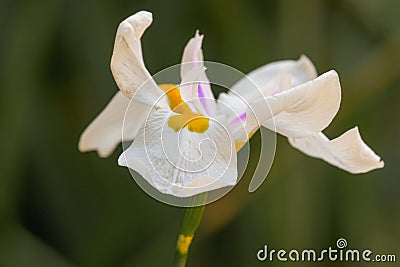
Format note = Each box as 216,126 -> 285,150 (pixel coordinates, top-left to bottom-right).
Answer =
132,10 -> 153,22
117,152 -> 128,167
377,160 -> 385,169
98,150 -> 111,158
78,132 -> 91,153
322,69 -> 339,80
298,55 -> 318,79
78,138 -> 112,158
195,29 -> 203,38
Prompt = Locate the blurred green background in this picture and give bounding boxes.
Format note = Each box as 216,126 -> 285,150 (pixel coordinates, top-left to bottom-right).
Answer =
0,0 -> 399,266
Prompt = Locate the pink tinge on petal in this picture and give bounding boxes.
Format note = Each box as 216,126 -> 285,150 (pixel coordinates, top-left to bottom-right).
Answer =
271,72 -> 292,96
271,89 -> 281,95
229,111 -> 247,127
198,83 -> 211,115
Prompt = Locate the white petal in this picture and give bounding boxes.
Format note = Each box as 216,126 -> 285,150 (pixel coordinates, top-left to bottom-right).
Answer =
262,70 -> 341,138
118,109 -> 237,197
179,66 -> 217,116
217,92 -> 247,122
228,111 -> 248,143
111,11 -> 164,107
217,56 -> 316,136
218,72 -> 291,137
179,32 -> 216,116
78,92 -> 150,157
289,127 -> 384,173
230,55 -> 317,99
180,30 -> 204,79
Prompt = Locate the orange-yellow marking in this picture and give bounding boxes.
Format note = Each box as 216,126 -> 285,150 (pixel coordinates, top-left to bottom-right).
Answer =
235,128 -> 258,152
176,234 -> 193,255
159,84 -> 209,133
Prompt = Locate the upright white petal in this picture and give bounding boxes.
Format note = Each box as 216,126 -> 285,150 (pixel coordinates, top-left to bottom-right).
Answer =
181,30 -> 204,79
289,127 -> 384,173
262,70 -> 341,138
118,109 -> 237,197
179,32 -> 216,116
79,92 -> 150,157
111,11 -> 164,107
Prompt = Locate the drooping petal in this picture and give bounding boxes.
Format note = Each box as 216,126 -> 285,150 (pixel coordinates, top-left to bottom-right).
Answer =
179,32 -> 216,116
118,109 -> 237,197
78,92 -> 150,157
111,11 -> 164,107
262,70 -> 341,139
288,127 -> 384,173
230,55 -> 317,99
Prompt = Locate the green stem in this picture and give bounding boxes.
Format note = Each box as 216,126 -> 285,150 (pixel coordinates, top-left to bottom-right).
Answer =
173,193 -> 207,267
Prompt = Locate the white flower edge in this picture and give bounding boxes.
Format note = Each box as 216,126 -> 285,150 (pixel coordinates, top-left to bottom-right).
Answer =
110,11 -> 165,107
262,70 -> 341,139
289,127 -> 384,174
118,110 -> 238,197
224,58 -> 383,174
230,55 -> 318,98
78,92 -> 151,157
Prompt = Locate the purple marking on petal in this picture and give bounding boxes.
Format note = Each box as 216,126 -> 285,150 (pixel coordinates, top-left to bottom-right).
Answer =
198,83 -> 210,115
238,112 -> 247,121
198,83 -> 205,98
229,111 -> 247,126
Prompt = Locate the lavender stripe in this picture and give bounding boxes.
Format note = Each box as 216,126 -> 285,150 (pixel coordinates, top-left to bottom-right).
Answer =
229,111 -> 247,126
198,83 -> 210,115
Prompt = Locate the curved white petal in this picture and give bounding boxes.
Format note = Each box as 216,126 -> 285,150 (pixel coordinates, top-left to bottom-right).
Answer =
79,92 -> 150,157
218,72 -> 291,137
289,127 -> 384,173
230,55 -> 317,100
118,109 -> 237,197
217,56 -> 316,137
217,94 -> 274,145
179,32 -> 216,116
181,30 -> 204,79
111,11 -> 164,107
262,70 -> 341,138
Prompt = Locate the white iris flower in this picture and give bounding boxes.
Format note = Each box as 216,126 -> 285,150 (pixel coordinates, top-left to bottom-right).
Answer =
79,11 -> 384,197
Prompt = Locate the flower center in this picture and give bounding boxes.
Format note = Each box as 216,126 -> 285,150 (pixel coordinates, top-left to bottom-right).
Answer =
158,84 -> 209,133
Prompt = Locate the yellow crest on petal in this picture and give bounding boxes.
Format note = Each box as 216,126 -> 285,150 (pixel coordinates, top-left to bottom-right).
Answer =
159,84 -> 209,133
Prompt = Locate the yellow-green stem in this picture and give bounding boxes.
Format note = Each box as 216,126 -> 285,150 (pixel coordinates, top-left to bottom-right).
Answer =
173,193 -> 207,267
